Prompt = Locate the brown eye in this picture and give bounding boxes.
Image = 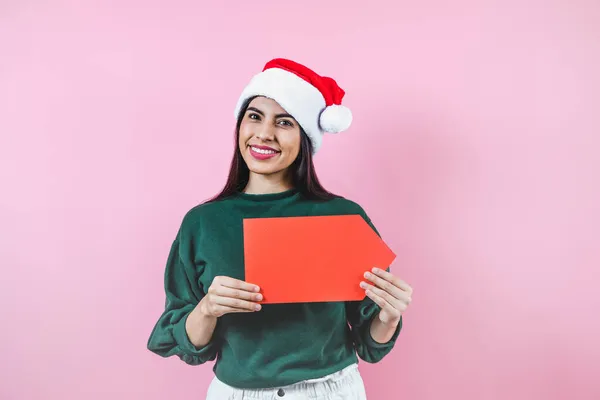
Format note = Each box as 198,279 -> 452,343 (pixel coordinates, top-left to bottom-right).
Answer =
278,120 -> 293,127
248,113 -> 260,120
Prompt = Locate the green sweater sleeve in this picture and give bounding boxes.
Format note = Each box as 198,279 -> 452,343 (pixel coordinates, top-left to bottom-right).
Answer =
346,297 -> 402,363
147,231 -> 219,365
345,208 -> 402,363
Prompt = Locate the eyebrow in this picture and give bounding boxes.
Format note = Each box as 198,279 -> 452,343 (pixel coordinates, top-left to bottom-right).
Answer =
247,107 -> 295,120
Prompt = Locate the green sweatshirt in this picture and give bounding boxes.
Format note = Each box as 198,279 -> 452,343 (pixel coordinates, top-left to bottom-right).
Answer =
147,189 -> 401,388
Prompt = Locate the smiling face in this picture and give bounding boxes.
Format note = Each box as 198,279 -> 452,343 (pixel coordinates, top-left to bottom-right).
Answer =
238,96 -> 302,179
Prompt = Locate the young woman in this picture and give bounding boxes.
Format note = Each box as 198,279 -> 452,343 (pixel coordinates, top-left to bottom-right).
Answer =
147,58 -> 414,399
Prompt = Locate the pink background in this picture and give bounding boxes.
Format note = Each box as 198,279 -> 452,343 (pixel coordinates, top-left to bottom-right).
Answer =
1,1 -> 599,399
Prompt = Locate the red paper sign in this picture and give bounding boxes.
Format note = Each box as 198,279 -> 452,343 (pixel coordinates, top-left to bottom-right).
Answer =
243,215 -> 396,304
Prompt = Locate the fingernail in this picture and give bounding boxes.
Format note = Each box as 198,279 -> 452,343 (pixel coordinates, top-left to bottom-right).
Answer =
255,304 -> 261,311
254,286 -> 260,292
256,294 -> 263,301
364,272 -> 371,278
359,282 -> 368,289
373,267 -> 381,273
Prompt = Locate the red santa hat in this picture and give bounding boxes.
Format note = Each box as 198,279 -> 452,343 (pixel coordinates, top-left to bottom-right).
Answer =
234,58 -> 352,154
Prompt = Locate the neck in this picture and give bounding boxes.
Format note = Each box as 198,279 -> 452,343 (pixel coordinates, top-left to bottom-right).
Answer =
244,171 -> 294,194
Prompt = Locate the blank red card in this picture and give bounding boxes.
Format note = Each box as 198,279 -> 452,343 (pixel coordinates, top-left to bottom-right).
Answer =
243,215 -> 396,304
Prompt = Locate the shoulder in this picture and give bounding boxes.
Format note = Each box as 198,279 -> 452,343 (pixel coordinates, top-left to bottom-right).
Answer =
176,197 -> 233,237
315,195 -> 380,235
182,199 -> 222,220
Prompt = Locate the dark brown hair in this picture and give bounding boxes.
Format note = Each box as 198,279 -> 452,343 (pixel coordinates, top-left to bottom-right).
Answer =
206,96 -> 339,202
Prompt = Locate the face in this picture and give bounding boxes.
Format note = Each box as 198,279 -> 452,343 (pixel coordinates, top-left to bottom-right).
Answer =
238,96 -> 302,177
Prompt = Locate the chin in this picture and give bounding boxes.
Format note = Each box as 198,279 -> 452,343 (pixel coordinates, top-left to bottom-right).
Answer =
243,152 -> 290,175
247,163 -> 283,176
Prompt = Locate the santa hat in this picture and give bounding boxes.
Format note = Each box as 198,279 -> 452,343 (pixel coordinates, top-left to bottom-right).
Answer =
234,58 -> 352,154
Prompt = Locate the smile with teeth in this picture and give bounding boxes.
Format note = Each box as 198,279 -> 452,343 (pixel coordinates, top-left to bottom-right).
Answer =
251,146 -> 279,155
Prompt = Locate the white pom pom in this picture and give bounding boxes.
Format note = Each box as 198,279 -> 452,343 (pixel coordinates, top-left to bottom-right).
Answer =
319,105 -> 353,133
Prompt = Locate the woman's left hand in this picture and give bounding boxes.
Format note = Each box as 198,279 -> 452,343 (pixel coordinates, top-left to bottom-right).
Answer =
360,267 -> 413,326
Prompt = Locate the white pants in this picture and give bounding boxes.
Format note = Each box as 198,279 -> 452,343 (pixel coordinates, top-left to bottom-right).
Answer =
206,363 -> 368,400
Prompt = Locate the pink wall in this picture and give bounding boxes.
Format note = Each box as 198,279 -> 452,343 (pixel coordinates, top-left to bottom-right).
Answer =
1,1 -> 599,399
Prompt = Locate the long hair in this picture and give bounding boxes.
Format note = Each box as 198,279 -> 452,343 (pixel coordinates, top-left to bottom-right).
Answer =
206,97 -> 339,203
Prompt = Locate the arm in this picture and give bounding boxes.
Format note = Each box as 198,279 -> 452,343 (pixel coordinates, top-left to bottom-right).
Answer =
147,233 -> 263,365
346,279 -> 403,363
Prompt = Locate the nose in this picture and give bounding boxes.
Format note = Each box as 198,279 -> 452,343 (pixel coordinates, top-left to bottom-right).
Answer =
254,123 -> 275,142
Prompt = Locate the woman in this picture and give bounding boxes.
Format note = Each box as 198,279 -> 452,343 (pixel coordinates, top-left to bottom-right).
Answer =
147,58 -> 413,399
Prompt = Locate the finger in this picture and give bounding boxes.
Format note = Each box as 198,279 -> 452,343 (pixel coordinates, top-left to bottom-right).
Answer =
365,289 -> 402,320
215,305 -> 256,315
214,295 -> 262,312
211,286 -> 263,303
364,287 -> 393,310
360,281 -> 407,311
214,276 -> 260,293
364,271 -> 404,300
371,268 -> 412,293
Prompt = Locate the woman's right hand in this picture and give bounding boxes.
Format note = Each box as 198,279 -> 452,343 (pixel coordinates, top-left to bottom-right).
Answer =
198,276 -> 263,318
